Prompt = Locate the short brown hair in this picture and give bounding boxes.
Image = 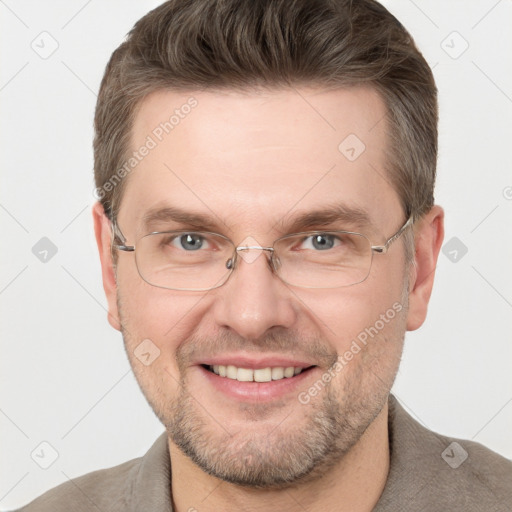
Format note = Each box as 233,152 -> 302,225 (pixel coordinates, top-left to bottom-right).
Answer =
94,0 -> 437,236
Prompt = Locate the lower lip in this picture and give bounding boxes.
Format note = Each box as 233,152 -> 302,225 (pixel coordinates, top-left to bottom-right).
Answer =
198,365 -> 318,402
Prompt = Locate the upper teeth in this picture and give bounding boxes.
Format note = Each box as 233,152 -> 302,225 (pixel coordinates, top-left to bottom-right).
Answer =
210,365 -> 304,382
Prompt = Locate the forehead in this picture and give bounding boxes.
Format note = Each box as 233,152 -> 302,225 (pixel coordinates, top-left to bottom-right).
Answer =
119,86 -> 401,236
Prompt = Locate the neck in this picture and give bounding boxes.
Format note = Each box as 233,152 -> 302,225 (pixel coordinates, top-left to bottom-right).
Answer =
169,401 -> 390,512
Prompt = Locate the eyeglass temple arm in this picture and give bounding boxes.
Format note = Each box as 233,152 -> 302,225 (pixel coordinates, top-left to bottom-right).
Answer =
371,216 -> 413,254
111,222 -> 135,252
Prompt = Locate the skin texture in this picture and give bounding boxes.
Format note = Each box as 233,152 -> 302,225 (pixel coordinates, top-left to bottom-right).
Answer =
93,86 -> 444,512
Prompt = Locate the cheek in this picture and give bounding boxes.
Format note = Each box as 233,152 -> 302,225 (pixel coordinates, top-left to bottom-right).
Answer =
306,286 -> 407,393
117,282 -> 215,407
116,267 -> 212,370
292,273 -> 406,353
117,255 -> 203,334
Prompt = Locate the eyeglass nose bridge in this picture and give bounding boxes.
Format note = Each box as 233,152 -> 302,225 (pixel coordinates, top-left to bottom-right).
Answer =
225,244 -> 276,270
236,245 -> 274,253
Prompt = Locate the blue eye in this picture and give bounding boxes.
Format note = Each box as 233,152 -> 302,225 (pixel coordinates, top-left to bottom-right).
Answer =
302,234 -> 339,250
174,234 -> 206,251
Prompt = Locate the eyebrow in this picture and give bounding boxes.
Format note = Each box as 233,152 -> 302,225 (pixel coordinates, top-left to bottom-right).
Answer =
141,206 -> 223,232
279,204 -> 374,234
140,203 -> 374,236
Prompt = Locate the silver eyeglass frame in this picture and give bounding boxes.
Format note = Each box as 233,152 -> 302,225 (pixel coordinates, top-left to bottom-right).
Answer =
110,215 -> 414,289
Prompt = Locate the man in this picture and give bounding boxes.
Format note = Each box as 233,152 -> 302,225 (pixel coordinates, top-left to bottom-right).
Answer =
19,0 -> 511,510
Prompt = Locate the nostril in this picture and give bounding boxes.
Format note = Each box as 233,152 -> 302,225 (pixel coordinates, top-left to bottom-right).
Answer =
226,258 -> 234,269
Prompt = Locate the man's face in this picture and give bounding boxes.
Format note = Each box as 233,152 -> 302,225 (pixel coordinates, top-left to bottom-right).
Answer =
109,87 -> 411,487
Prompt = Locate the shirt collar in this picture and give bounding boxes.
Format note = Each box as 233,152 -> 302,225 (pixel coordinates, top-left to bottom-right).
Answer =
127,394 -> 445,511
128,431 -> 173,511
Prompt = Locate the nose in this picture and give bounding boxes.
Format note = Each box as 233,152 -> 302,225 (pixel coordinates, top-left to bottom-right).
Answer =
212,248 -> 297,340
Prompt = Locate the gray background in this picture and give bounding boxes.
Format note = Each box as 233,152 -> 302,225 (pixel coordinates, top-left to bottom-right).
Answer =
1,0 -> 511,509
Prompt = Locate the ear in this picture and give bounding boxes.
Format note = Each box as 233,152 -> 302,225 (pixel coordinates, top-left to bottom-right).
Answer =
92,202 -> 121,331
406,205 -> 444,331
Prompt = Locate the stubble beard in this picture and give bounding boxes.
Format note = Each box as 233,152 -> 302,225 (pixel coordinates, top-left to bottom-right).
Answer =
165,368 -> 393,489
118,286 -> 408,489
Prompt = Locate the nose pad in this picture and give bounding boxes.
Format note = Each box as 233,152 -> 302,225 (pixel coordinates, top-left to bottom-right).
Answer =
270,252 -> 281,273
264,250 -> 283,279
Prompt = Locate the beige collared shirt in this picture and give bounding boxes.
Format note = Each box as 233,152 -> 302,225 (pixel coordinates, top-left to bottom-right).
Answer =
18,395 -> 512,511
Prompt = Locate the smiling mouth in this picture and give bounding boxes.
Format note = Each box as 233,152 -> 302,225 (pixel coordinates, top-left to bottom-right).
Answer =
202,364 -> 316,382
